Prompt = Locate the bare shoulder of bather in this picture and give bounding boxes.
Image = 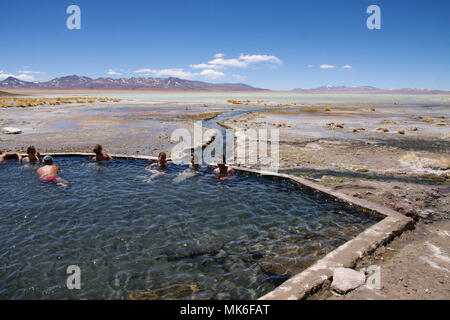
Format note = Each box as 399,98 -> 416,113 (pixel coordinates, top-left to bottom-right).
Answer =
227,167 -> 235,174
103,152 -> 113,160
37,165 -> 59,178
93,152 -> 112,161
0,152 -> 21,162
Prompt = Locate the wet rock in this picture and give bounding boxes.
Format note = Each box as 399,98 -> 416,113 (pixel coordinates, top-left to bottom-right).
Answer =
127,283 -> 200,300
2,127 -> 22,134
398,129 -> 405,134
259,261 -> 291,277
166,242 -> 224,261
394,202 -> 416,217
375,127 -> 389,132
250,251 -> 264,260
259,256 -> 309,277
331,268 -> 366,294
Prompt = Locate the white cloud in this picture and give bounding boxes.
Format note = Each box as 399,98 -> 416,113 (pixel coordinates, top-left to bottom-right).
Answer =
307,64 -> 314,68
135,52 -> 281,81
107,69 -> 122,76
238,54 -> 282,65
0,71 -> 35,81
191,53 -> 282,70
16,74 -> 35,81
319,64 -> 337,69
207,57 -> 247,68
135,68 -> 153,73
17,70 -> 42,74
189,63 -> 217,69
199,69 -> 225,79
342,65 -> 352,69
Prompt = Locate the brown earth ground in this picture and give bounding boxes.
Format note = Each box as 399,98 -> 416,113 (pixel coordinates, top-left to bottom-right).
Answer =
1,100 -> 449,299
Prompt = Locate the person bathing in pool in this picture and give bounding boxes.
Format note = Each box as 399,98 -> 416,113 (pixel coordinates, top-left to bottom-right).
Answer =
171,153 -> 200,184
190,153 -> 200,171
37,156 -> 68,187
213,156 -> 235,179
21,146 -> 41,164
145,152 -> 171,180
145,152 -> 171,171
92,144 -> 113,162
0,150 -> 22,163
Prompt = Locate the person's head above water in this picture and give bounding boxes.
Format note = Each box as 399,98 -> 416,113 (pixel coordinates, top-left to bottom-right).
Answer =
215,156 -> 235,176
217,156 -> 226,167
156,152 -> 167,166
27,146 -> 36,155
93,144 -> 103,155
43,155 -> 53,165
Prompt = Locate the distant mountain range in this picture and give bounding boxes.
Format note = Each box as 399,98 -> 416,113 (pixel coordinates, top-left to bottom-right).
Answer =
292,85 -> 450,94
0,75 -> 264,91
1,76 -> 448,94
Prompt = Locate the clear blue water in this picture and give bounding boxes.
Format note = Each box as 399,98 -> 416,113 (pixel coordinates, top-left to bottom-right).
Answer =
0,157 -> 380,299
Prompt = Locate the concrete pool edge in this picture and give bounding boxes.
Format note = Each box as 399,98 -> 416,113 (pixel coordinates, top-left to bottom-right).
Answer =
31,153 -> 415,300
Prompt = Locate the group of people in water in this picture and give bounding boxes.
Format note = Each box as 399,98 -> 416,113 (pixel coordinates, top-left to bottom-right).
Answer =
0,144 -> 235,186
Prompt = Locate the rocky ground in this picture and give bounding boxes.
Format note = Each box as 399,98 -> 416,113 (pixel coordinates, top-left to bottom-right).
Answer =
0,103 -> 221,156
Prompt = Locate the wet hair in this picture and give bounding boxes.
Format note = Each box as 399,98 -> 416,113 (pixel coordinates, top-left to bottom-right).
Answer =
93,144 -> 103,154
158,152 -> 166,159
0,150 -> 2,155
43,155 -> 53,165
27,146 -> 36,154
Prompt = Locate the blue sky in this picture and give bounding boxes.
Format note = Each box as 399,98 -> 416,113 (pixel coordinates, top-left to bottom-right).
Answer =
0,0 -> 449,90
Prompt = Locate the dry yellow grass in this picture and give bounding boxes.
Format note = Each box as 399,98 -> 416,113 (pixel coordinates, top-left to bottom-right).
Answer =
0,96 -> 121,108
227,99 -> 243,104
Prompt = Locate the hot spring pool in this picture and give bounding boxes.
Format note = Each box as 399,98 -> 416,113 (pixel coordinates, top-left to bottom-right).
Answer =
0,156 -> 380,299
